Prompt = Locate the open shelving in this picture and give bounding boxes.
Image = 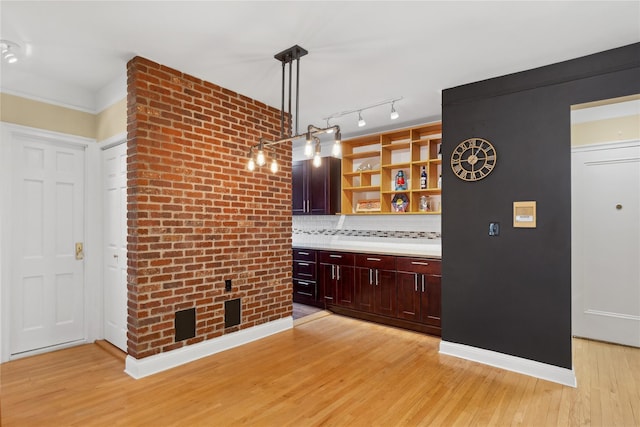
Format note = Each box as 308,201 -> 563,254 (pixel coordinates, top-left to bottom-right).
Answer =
341,122 -> 442,214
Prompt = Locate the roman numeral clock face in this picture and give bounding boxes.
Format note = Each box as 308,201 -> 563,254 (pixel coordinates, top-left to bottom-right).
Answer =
450,138 -> 497,181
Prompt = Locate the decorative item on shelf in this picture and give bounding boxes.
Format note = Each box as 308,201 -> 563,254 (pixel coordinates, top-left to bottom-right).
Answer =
391,194 -> 409,212
356,162 -> 372,171
419,195 -> 428,212
420,166 -> 427,189
356,199 -> 381,213
245,45 -> 341,173
395,170 -> 407,191
438,174 -> 442,188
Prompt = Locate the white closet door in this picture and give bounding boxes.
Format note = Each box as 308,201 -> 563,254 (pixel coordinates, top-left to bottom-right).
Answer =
103,143 -> 128,352
11,137 -> 86,355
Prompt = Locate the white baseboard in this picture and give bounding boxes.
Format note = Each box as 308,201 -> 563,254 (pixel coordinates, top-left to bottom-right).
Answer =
439,340 -> 577,387
125,317 -> 293,379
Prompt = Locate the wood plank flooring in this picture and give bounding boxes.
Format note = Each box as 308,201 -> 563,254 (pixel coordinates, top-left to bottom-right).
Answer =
2,314 -> 639,426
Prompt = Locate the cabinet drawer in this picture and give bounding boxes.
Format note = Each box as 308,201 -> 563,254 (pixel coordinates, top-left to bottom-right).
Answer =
396,257 -> 441,275
355,254 -> 396,270
319,251 -> 355,266
293,248 -> 316,262
293,279 -> 316,299
293,260 -> 316,279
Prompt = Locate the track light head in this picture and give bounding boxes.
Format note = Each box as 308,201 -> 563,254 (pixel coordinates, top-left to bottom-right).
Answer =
357,111 -> 366,127
390,103 -> 399,120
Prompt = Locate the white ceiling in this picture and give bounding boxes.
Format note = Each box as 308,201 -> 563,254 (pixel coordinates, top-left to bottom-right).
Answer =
1,1 -> 639,139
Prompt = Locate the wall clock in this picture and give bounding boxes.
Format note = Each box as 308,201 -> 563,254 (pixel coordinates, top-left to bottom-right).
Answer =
450,137 -> 497,181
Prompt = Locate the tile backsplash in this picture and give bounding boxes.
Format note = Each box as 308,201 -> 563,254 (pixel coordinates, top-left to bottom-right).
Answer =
292,214 -> 441,246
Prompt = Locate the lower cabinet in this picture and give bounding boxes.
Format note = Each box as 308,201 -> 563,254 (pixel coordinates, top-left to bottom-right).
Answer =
355,254 -> 397,317
316,249 -> 441,337
319,251 -> 356,308
396,257 -> 442,330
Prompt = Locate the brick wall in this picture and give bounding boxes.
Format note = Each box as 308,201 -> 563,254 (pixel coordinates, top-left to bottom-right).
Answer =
126,56 -> 292,360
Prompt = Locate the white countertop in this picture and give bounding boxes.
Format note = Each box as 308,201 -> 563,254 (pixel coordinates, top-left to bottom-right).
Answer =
293,239 -> 441,258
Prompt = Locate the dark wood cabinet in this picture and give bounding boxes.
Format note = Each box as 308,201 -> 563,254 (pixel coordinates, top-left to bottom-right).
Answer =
293,248 -> 323,307
396,257 -> 441,329
311,249 -> 441,336
292,157 -> 341,215
355,254 -> 396,317
319,251 -> 355,308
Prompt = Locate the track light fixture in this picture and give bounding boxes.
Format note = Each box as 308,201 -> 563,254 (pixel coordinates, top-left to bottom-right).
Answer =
323,97 -> 403,129
246,45 -> 341,172
390,102 -> 399,120
1,40 -> 20,64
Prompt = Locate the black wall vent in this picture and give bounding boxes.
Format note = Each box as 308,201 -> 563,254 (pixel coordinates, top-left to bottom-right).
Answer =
175,307 -> 196,342
225,298 -> 241,328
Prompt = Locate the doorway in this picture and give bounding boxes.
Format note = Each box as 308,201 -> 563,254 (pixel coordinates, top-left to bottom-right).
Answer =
571,96 -> 640,348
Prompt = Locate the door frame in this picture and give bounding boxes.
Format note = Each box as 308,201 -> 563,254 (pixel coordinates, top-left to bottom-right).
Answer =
0,122 -> 100,362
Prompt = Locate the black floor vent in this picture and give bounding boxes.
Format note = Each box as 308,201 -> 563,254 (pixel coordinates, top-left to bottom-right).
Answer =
175,307 -> 196,342
225,298 -> 241,328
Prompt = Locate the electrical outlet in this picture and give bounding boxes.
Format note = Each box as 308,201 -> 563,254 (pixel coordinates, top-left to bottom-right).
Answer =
225,279 -> 232,292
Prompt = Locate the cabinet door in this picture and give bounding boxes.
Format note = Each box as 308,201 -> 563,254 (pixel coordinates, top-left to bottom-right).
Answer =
355,267 -> 375,312
396,271 -> 420,322
374,269 -> 397,317
292,161 -> 306,215
421,275 -> 441,327
319,263 -> 336,306
308,160 -> 329,214
335,265 -> 355,308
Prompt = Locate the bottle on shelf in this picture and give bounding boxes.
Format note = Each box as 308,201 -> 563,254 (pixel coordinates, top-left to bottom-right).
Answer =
438,174 -> 442,189
420,166 -> 427,189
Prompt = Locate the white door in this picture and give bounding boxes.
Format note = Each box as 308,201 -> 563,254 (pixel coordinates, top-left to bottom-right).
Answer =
572,141 -> 640,347
103,143 -> 128,352
11,137 -> 86,355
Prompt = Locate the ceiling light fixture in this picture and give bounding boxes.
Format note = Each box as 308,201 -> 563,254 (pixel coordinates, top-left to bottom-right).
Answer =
1,40 -> 20,64
246,45 -> 340,171
332,131 -> 342,157
390,102 -> 399,120
323,96 -> 403,129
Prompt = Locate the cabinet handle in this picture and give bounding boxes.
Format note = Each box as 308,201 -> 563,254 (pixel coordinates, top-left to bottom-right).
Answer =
411,261 -> 430,266
299,292 -> 313,297
375,269 -> 379,286
329,254 -> 342,259
337,266 -> 341,281
422,275 -> 425,293
369,268 -> 373,285
299,251 -> 309,256
331,265 -> 335,280
298,262 -> 309,266
366,257 -> 381,262
324,296 -> 333,300
414,273 -> 418,292
298,281 -> 309,286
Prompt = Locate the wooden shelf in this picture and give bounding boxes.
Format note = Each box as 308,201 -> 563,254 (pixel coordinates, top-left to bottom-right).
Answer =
341,122 -> 442,214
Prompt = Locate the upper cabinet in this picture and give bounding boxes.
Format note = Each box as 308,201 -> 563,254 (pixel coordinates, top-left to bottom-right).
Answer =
341,122 -> 442,214
292,157 -> 341,215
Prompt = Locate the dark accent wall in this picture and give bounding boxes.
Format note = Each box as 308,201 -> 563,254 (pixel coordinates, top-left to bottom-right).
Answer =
441,43 -> 640,369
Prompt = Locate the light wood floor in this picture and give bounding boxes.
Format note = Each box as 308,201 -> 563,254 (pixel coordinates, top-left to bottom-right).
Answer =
2,314 -> 639,426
